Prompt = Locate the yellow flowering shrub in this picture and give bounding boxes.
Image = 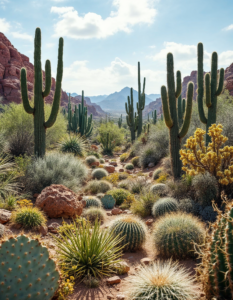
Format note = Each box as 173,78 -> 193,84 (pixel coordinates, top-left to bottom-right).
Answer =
180,124 -> 233,185
120,194 -> 136,209
57,272 -> 75,300
157,173 -> 168,183
17,199 -> 33,207
120,152 -> 129,162
103,173 -> 119,184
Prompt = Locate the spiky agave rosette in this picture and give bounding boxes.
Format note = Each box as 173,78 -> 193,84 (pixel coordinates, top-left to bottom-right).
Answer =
0,235 -> 60,299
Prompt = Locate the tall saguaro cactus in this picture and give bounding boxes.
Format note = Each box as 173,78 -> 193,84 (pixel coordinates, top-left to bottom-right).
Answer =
152,110 -> 157,125
20,27 -> 63,157
178,95 -> 186,128
197,43 -> 224,145
126,88 -> 138,142
137,62 -> 146,136
78,91 -> 93,137
161,53 -> 193,179
118,114 -> 122,128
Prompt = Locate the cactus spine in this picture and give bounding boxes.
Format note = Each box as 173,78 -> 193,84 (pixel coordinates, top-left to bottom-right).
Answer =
152,110 -> 157,125
161,53 -> 193,179
118,114 -> 122,128
126,88 -> 138,142
20,27 -> 63,157
0,235 -> 60,299
197,43 -> 224,145
178,95 -> 186,128
137,62 -> 146,136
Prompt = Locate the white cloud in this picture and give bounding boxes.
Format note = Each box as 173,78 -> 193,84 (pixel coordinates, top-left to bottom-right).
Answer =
46,43 -> 55,48
0,18 -> 11,34
51,0 -> 157,39
62,58 -> 164,95
11,31 -> 33,41
223,24 -> 233,31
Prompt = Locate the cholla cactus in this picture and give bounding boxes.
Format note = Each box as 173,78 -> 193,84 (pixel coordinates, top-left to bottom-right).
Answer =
152,197 -> 178,217
109,215 -> 147,251
0,235 -> 60,299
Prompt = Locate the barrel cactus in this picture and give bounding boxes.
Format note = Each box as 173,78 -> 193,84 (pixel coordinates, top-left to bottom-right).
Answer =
84,196 -> 102,208
152,197 -> 178,218
150,183 -> 167,196
109,215 -> 147,252
101,195 -> 115,209
0,235 -> 59,299
153,212 -> 205,259
92,168 -> 108,180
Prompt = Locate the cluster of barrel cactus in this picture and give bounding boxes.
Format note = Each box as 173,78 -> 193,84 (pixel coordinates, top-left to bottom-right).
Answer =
0,235 -> 60,299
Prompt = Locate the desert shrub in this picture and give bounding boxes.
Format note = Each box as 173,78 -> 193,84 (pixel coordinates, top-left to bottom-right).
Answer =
118,172 -> 129,180
86,151 -> 101,159
109,215 -> 147,251
99,158 -> 105,164
8,126 -> 34,156
166,178 -> 191,200
12,206 -> 46,229
130,177 -> 148,194
118,180 -> 130,190
157,173 -> 168,183
107,188 -> 132,206
113,146 -> 121,153
54,219 -> 123,279
131,156 -> 140,167
178,198 -> 197,214
83,207 -> 106,223
192,172 -> 219,206
0,194 -> 19,211
84,180 -> 112,194
85,155 -> 98,166
152,168 -> 163,180
120,153 -> 129,162
25,152 -> 88,194
84,196 -> 102,208
150,183 -> 167,197
125,163 -> 134,170
101,195 -> 115,209
153,212 -> 205,258
200,205 -> 217,222
130,192 -> 157,217
152,197 -> 178,218
103,173 -> 119,184
161,156 -> 172,175
120,194 -> 135,209
59,134 -> 87,157
97,122 -> 124,150
127,260 -> 200,300
92,168 -> 108,180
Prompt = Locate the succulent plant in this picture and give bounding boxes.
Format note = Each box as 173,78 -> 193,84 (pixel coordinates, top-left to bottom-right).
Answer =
150,183 -> 167,196
0,235 -> 60,299
152,168 -> 163,180
84,196 -> 102,208
109,215 -> 147,252
125,163 -> 134,170
101,195 -> 116,209
83,207 -> 106,224
92,168 -> 108,180
85,155 -> 98,166
152,197 -> 178,218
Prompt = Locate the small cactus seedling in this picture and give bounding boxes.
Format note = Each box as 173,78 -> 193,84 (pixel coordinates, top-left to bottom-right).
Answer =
0,235 -> 60,299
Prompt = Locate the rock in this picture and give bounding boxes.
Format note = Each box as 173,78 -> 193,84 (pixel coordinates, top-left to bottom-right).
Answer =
104,165 -> 115,173
148,163 -> 155,168
106,276 -> 121,285
0,209 -> 11,224
146,219 -> 154,226
111,208 -> 122,215
119,169 -> 124,172
90,161 -> 100,167
35,184 -> 83,218
149,171 -> 153,177
80,199 -> 86,208
140,258 -> 152,265
78,195 -> 83,201
38,225 -> 48,236
107,295 -> 114,299
4,229 -> 13,235
14,223 -> 22,229
110,161 -> 117,166
125,170 -> 132,174
0,223 -> 5,237
48,222 -> 60,234
116,295 -> 125,300
118,261 -> 130,273
33,193 -> 39,198
107,212 -> 112,216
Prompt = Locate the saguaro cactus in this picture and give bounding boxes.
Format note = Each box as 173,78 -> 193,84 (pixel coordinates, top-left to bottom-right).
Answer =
152,110 -> 157,125
126,88 -> 138,142
118,114 -> 122,128
197,43 -> 224,145
161,53 -> 193,179
78,91 -> 93,137
20,27 -> 63,157
137,62 -> 146,136
178,95 -> 186,128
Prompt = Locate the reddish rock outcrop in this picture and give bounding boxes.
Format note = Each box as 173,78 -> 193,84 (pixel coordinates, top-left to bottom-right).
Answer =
35,184 -> 83,218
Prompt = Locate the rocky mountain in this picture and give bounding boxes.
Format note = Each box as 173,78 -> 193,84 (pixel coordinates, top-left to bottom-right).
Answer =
147,93 -> 161,101
0,33 -> 105,118
87,94 -> 108,103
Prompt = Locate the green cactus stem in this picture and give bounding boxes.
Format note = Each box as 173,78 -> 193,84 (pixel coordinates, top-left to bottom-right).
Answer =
161,53 -> 193,179
161,114 -> 163,121
197,43 -> 224,145
152,110 -> 157,125
118,114 -> 122,128
178,95 -> 186,128
126,88 -> 138,142
20,27 -> 63,157
78,91 -> 93,137
137,62 -> 146,136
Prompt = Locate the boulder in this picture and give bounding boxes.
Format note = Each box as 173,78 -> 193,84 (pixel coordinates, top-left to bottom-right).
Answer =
104,165 -> 115,173
0,223 -> 5,237
0,209 -> 11,224
35,184 -> 83,218
106,276 -> 121,285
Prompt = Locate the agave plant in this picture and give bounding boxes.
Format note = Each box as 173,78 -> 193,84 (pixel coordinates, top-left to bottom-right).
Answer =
54,219 -> 124,279
59,134 -> 87,157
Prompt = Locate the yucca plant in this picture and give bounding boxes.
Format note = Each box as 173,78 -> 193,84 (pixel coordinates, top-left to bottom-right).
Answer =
54,219 -> 124,279
127,260 -> 200,300
59,134 -> 87,157
12,206 -> 47,229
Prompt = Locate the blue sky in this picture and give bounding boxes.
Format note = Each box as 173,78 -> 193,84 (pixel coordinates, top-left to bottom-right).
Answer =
1,0 -> 233,96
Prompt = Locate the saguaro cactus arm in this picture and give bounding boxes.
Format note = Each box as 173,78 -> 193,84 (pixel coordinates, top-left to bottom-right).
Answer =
216,68 -> 224,96
45,37 -> 63,128
161,86 -> 173,128
42,60 -> 51,97
197,42 -> 207,124
179,82 -> 193,138
20,68 -> 34,114
175,70 -> 182,98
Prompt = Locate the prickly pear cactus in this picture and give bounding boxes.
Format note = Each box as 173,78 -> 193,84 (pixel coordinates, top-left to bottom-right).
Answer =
101,195 -> 115,209
0,235 -> 60,300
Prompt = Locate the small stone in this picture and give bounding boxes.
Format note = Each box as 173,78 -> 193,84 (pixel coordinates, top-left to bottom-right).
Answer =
90,161 -> 100,167
33,193 -> 39,198
146,219 -> 153,226
38,225 -> 48,236
135,266 -> 140,271
140,258 -> 152,265
125,170 -> 132,174
110,161 -> 117,166
48,222 -> 60,233
148,163 -> 155,168
105,225 -> 109,229
118,261 -> 130,273
106,276 -> 121,285
107,295 -> 114,299
116,295 -> 125,300
0,209 -> 12,224
119,169 -> 124,172
107,212 -> 112,216
104,165 -> 115,173
48,242 -> 56,249
149,171 -> 153,177
111,208 -> 122,215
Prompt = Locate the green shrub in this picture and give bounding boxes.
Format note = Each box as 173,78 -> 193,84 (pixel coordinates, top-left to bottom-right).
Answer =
8,126 -> 34,157
92,168 -> 109,180
152,168 -> 163,180
152,197 -> 178,218
59,134 -> 87,157
120,153 -> 129,162
166,179 -> 190,200
97,122 -> 124,147
86,151 -> 101,159
125,163 -> 134,170
131,156 -> 140,167
54,219 -> 123,278
118,172 -> 129,180
109,215 -> 147,252
150,183 -> 167,197
130,192 -> 157,218
84,180 -> 112,194
12,206 -> 46,229
0,194 -> 18,211
107,188 -> 132,205
118,180 -> 130,190
99,158 -> 105,164
127,260 -> 200,300
192,172 -> 219,206
83,207 -> 106,224
101,195 -> 115,209
25,152 -> 88,194
153,212 -> 205,258
178,198 -> 197,214
85,155 -> 98,166
130,177 -> 148,194
84,196 -> 102,208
